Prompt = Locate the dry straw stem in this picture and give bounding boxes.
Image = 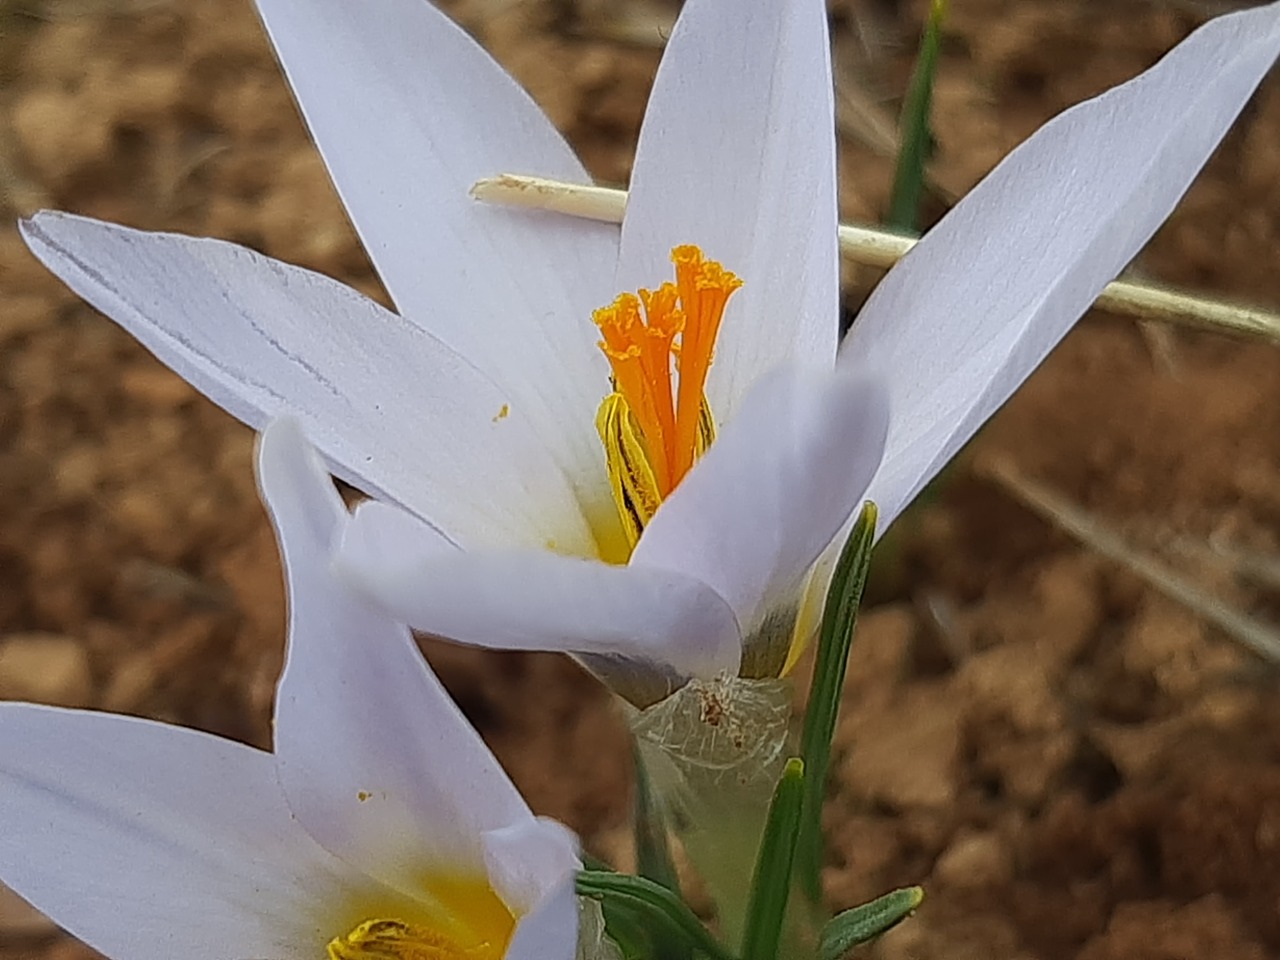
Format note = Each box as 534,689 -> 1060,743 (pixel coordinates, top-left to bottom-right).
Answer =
1171,534 -> 1280,593
982,457 -> 1280,663
471,174 -> 1280,345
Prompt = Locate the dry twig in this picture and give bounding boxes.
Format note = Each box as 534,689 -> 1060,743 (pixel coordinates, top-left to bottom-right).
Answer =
982,458 -> 1280,663
471,173 -> 1280,345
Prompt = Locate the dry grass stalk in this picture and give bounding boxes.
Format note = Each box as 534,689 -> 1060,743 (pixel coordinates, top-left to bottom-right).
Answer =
982,458 -> 1280,663
471,173 -> 1280,345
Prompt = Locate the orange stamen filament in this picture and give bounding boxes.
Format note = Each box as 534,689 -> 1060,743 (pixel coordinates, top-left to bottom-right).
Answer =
593,245 -> 741,499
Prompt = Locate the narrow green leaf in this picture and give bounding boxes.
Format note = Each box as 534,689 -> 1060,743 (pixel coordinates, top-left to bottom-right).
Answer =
819,887 -> 924,960
576,856 -> 657,959
796,502 -> 878,904
886,0 -> 948,232
740,757 -> 805,960
594,898 -> 659,960
576,870 -> 737,960
581,852 -> 616,873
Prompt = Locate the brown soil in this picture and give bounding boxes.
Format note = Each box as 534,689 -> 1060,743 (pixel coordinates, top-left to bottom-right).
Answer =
2,0 -> 1280,958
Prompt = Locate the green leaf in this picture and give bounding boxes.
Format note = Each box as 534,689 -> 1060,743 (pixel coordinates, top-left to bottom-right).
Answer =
819,887 -> 924,960
576,870 -> 737,960
795,502 -> 878,905
739,757 -> 805,960
594,898 -> 659,960
886,0 -> 948,233
580,852 -> 616,873
576,855 -> 657,959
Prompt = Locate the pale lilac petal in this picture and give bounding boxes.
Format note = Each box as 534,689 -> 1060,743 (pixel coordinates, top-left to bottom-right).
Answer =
482,818 -> 580,916
633,364 -> 888,635
503,879 -> 578,960
254,0 -> 620,516
617,0 -> 839,420
0,705 -> 413,960
21,212 -> 594,554
335,500 -> 743,680
259,418 -> 536,896
843,3 -> 1280,531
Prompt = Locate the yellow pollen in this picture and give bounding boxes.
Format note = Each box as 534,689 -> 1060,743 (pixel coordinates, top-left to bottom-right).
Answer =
327,876 -> 515,960
592,245 -> 741,509
327,919 -> 484,960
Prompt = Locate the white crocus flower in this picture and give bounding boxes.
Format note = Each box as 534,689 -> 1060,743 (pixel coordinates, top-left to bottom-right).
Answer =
0,419 -> 580,960
21,0 -> 1280,705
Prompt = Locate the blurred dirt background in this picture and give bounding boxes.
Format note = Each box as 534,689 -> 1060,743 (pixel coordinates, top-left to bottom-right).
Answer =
3,0 -> 1280,957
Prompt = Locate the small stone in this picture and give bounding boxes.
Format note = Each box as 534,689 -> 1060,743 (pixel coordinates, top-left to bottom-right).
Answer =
0,633 -> 93,707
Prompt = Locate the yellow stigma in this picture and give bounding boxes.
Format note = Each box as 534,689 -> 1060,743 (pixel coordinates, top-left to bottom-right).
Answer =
327,876 -> 515,960
593,245 -> 741,549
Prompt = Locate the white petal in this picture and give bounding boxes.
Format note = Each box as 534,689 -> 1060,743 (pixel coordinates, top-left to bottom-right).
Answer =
504,879 -> 578,960
0,704 -> 413,960
253,0 -> 620,516
633,364 -> 888,633
336,500 -> 742,680
260,418 -> 538,896
617,0 -> 839,420
843,3 -> 1280,531
482,818 -> 580,916
21,212 -> 595,554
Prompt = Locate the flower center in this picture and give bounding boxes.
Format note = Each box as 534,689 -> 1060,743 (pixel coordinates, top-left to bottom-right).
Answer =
328,919 -> 479,960
327,877 -> 515,960
593,245 -> 742,550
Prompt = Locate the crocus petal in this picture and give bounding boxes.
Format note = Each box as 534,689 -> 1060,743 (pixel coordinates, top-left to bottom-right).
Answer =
21,212 -> 595,555
260,418 -> 538,897
336,500 -> 743,681
254,0 -> 619,511
503,878 -> 579,960
617,0 -> 840,421
632,364 -> 889,635
843,3 -> 1280,531
0,705 -> 415,960
481,818 -> 580,917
